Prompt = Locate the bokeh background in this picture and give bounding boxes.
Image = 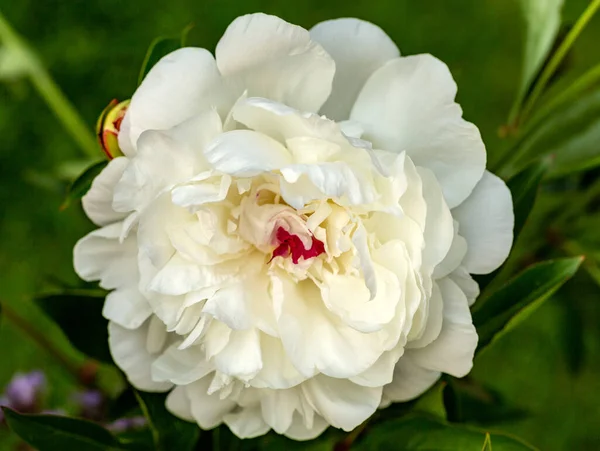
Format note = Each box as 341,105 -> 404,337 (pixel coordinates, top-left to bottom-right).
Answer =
1,0 -> 600,449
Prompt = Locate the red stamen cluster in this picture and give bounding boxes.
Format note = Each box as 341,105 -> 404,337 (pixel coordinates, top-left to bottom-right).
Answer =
271,227 -> 325,264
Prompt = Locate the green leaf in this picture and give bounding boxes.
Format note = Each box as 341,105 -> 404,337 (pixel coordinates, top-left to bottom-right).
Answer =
443,377 -> 528,425
35,293 -> 111,362
138,37 -> 181,85
413,381 -> 447,420
355,414 -> 537,450
61,160 -> 108,210
3,408 -> 126,451
472,257 -> 582,352
509,0 -> 563,122
518,89 -> 600,177
134,391 -> 199,451
508,159 -> 549,238
474,160 -> 549,291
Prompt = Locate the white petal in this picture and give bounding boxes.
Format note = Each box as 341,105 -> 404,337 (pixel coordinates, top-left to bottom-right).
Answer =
166,386 -> 194,422
73,222 -> 137,289
187,375 -> 237,429
350,346 -> 405,387
151,343 -> 213,385
120,48 -> 224,154
216,13 -> 334,112
82,157 -> 129,226
284,412 -> 329,441
232,97 -> 342,143
419,167 -> 455,270
272,274 -> 385,378
224,405 -> 271,439
205,130 -> 292,177
406,281 -> 444,349
449,266 -> 480,306
171,174 -> 231,209
383,353 -> 441,402
433,221 -> 468,279
103,287 -> 152,330
409,277 -> 478,377
113,131 -> 196,214
250,335 -> 306,389
302,376 -> 382,431
351,54 -> 486,207
260,389 -> 299,434
108,320 -> 172,392
452,171 -> 514,274
212,328 -> 263,381
310,18 -> 399,121
320,264 -> 401,333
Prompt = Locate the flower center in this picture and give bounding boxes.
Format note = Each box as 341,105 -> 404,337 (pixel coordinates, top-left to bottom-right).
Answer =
271,226 -> 325,264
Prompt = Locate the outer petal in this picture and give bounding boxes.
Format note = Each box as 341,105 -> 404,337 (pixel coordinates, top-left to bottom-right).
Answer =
108,320 -> 172,392
165,386 -> 194,422
310,18 -> 399,121
383,353 -> 441,402
119,48 -> 224,154
103,288 -> 152,330
186,375 -> 236,429
452,171 -> 514,274
351,54 -> 486,208
284,412 -> 329,441
409,277 -> 478,377
73,222 -> 137,290
302,376 -> 382,431
82,157 -> 129,226
216,13 -> 335,113
224,405 -> 271,439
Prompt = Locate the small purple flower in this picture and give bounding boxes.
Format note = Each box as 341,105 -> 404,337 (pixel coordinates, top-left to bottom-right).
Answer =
73,390 -> 104,420
3,371 -> 45,413
106,415 -> 147,433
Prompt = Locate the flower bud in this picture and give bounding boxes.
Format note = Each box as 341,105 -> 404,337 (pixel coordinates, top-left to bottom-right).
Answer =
96,99 -> 129,159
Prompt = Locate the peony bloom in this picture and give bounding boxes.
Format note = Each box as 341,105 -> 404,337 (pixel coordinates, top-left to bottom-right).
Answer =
74,14 -> 513,440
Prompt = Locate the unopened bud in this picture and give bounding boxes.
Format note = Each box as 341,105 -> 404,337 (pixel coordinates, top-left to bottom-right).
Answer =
96,99 -> 129,159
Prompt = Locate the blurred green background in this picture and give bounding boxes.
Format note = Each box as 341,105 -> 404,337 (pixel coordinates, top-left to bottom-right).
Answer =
1,0 -> 600,449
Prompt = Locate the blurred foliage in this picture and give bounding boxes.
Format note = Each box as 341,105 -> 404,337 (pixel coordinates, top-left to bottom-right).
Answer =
2,0 -> 600,450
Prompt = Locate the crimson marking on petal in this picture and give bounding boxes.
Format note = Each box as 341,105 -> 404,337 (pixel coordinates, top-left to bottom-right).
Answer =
271,227 -> 325,264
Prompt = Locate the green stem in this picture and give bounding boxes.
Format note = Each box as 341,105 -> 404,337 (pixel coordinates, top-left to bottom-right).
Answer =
0,10 -> 98,159
1,301 -> 82,380
519,0 -> 600,124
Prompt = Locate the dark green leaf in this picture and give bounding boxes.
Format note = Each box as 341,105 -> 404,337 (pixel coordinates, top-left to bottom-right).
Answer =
355,414 -> 537,450
443,377 -> 528,425
35,293 -> 111,362
134,391 -> 199,451
61,160 -> 108,210
511,89 -> 600,177
3,408 -> 125,451
138,37 -> 181,85
475,160 -> 549,291
514,0 -> 564,112
508,159 -> 549,237
472,257 -> 582,352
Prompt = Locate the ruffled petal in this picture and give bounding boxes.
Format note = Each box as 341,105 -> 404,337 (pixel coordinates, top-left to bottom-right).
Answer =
120,48 -> 224,154
351,54 -> 486,207
452,171 -> 514,274
216,13 -> 335,112
302,375 -> 382,431
409,277 -> 478,377
82,157 -> 129,226
108,320 -> 172,392
310,18 -> 399,121
383,353 -> 441,402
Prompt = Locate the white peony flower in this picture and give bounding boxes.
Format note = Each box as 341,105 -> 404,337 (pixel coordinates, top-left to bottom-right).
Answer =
74,13 -> 514,440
